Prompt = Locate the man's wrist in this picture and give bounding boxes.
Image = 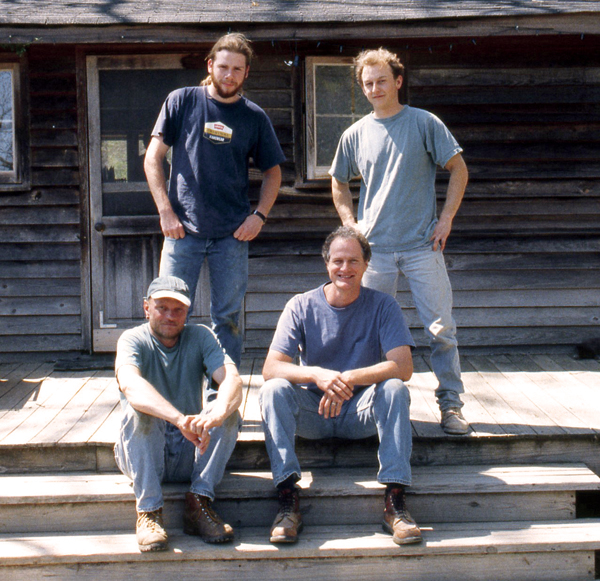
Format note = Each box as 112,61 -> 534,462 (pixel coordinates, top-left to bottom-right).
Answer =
252,209 -> 267,223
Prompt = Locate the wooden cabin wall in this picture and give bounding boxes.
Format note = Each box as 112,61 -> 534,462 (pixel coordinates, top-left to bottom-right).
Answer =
245,35 -> 600,352
1,34 -> 598,356
0,46 -> 83,354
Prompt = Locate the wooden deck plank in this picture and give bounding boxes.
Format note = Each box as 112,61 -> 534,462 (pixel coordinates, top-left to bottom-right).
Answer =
240,357 -> 264,436
460,358 -> 537,436
466,355 -> 567,436
31,372 -> 115,444
62,379 -> 120,444
0,353 -> 598,449
406,356 -> 447,438
508,354 -> 600,432
0,372 -> 98,446
0,362 -> 55,415
1,521 -> 599,564
0,371 -> 80,443
492,354 -> 597,435
457,360 -> 513,437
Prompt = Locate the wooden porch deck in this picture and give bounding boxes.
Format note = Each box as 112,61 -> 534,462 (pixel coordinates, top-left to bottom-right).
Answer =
1,351 -> 599,474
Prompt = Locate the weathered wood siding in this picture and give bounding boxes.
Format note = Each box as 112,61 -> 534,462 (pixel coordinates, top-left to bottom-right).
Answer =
0,46 -> 82,353
1,33 -> 599,355
246,35 -> 600,351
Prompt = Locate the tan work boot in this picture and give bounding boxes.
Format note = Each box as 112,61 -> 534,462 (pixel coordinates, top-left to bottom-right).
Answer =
382,486 -> 422,545
183,492 -> 234,543
136,508 -> 168,552
441,407 -> 469,435
270,487 -> 302,543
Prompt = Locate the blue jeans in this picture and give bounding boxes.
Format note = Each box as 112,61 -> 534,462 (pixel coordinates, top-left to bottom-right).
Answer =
259,378 -> 412,487
160,234 -> 248,367
362,246 -> 464,411
114,400 -> 241,512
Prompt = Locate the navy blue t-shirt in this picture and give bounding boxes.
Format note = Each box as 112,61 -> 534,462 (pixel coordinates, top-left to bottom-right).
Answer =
152,86 -> 285,238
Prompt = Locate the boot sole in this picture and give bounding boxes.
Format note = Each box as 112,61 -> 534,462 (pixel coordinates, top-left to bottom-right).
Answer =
270,522 -> 303,544
183,524 -> 234,543
382,521 -> 423,545
138,540 -> 169,552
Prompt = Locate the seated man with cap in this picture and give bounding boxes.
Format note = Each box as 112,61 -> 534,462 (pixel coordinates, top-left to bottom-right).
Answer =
114,275 -> 243,552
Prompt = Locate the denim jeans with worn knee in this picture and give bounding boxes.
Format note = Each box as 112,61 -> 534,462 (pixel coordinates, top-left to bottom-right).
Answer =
160,234 -> 248,367
114,401 -> 241,512
259,378 -> 412,487
362,245 -> 464,411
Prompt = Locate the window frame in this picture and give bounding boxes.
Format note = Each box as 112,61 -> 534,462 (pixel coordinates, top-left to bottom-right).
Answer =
304,56 -> 366,181
0,58 -> 30,191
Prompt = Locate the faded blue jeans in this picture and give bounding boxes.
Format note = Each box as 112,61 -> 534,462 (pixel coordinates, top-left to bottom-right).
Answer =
259,378 -> 412,487
114,400 -> 241,512
362,246 -> 464,411
160,234 -> 248,367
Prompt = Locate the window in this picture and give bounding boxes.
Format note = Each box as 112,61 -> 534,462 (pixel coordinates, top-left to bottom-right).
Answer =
92,58 -> 201,215
0,61 -> 29,188
305,57 -> 371,180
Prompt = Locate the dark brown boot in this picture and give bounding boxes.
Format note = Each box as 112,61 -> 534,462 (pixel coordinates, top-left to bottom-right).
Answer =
183,492 -> 234,543
270,487 -> 302,543
382,486 -> 422,545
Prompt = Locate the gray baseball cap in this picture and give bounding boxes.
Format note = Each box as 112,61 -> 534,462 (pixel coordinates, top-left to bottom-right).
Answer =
146,276 -> 191,307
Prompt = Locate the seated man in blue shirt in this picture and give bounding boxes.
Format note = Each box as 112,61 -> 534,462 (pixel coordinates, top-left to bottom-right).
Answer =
260,227 -> 421,546
115,276 -> 242,552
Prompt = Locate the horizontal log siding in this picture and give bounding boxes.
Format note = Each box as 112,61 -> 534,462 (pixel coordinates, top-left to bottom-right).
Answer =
245,36 -> 600,352
0,46 -> 82,353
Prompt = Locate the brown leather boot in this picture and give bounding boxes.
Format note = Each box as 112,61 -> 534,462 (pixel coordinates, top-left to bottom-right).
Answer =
136,508 -> 168,552
382,486 -> 422,545
270,487 -> 303,543
183,492 -> 234,543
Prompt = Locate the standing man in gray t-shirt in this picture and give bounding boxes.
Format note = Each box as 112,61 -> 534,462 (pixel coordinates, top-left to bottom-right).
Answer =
329,48 -> 469,435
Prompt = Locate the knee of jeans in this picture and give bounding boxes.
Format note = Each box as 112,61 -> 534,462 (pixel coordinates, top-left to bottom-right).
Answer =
123,406 -> 163,436
259,378 -> 293,408
379,378 -> 410,406
428,318 -> 457,343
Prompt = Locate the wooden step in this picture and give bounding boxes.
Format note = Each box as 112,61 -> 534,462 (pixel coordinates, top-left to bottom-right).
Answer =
1,520 -> 599,580
1,464 -> 599,534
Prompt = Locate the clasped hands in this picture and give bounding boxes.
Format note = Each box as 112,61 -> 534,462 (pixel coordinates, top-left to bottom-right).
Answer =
177,413 -> 223,455
316,369 -> 354,419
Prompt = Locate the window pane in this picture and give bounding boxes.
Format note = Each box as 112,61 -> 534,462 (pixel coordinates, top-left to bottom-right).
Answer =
0,69 -> 14,173
99,68 -> 201,215
317,116 -> 356,167
309,62 -> 371,177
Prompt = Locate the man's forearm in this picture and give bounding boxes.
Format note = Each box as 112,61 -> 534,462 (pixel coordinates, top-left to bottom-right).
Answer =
332,178 -> 356,225
440,154 -> 468,222
344,360 -> 406,386
118,366 -> 184,426
255,165 -> 281,217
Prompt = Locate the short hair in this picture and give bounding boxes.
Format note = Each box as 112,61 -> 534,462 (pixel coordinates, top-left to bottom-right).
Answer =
206,32 -> 255,67
322,226 -> 372,263
354,48 -> 405,85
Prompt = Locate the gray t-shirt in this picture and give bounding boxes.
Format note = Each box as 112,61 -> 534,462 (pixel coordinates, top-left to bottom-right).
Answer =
115,323 -> 232,415
329,105 -> 462,252
269,284 -> 415,393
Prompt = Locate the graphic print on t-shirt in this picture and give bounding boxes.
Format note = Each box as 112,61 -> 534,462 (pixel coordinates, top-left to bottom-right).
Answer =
203,121 -> 233,144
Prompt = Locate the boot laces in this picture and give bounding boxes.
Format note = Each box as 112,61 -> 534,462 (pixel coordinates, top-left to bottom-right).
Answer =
199,497 -> 223,525
139,510 -> 164,532
278,488 -> 297,516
